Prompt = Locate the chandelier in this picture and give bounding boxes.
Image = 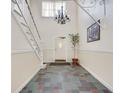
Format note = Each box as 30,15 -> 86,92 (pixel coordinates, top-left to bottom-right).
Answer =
54,3 -> 70,24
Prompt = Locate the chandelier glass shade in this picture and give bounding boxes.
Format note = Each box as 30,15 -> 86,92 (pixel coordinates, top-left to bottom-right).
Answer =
54,6 -> 70,24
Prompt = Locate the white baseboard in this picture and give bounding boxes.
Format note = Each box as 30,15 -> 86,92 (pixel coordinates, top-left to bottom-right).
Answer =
14,66 -> 41,93
80,63 -> 113,92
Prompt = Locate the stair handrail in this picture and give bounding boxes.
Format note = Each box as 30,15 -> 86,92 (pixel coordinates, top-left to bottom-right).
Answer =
12,0 -> 42,61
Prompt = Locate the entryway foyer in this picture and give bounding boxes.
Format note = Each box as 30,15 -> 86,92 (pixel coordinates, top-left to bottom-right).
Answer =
11,0 -> 113,93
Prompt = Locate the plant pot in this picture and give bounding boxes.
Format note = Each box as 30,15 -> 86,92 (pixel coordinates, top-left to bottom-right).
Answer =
72,58 -> 79,65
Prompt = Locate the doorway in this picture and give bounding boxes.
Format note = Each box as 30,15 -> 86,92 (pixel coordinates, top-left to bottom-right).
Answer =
55,37 -> 67,62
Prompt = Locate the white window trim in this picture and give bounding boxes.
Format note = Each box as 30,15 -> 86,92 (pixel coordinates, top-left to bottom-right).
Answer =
41,0 -> 66,18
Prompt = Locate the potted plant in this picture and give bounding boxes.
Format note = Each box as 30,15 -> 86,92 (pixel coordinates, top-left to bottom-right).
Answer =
69,33 -> 79,65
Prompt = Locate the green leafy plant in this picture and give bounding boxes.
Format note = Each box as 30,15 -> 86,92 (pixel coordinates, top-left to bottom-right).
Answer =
69,33 -> 79,58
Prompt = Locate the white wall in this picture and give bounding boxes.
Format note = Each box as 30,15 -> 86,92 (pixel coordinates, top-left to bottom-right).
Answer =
12,15 -> 41,93
30,0 -> 78,62
77,0 -> 113,90
12,52 -> 41,93
11,15 -> 32,52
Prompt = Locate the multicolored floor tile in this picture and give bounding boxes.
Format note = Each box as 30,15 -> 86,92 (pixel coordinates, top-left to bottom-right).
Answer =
20,64 -> 112,93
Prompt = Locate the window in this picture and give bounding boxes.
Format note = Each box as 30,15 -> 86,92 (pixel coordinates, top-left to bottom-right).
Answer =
42,0 -> 66,17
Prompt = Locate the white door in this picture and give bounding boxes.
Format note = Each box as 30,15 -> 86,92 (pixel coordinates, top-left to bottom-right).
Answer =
55,37 -> 66,60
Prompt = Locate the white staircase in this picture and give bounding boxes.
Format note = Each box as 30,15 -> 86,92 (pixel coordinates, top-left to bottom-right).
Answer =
11,0 -> 43,65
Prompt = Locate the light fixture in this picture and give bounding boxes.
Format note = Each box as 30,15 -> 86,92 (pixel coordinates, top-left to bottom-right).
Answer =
54,0 -> 70,24
59,42 -> 62,48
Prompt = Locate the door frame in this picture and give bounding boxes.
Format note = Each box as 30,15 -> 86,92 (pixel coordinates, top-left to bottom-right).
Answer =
54,36 -> 67,62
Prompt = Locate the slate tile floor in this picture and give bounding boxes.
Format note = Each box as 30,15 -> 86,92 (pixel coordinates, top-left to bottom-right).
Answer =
20,64 -> 112,93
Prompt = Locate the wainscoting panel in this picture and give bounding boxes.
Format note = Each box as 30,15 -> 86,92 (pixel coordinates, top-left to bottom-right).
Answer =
78,50 -> 113,91
12,52 -> 41,93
